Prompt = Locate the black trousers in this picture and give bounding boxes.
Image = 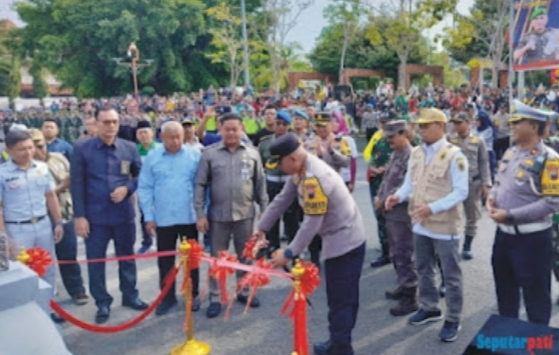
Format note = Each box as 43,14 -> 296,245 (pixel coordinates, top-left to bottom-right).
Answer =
266,180 -> 300,250
491,227 -> 552,325
494,137 -> 510,161
156,224 -> 199,304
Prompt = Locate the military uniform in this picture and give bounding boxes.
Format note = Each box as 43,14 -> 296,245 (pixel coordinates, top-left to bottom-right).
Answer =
258,133 -> 366,355
0,159 -> 58,295
376,120 -> 418,316
258,112 -> 299,250
364,110 -> 396,267
490,100 -> 559,325
448,113 -> 491,260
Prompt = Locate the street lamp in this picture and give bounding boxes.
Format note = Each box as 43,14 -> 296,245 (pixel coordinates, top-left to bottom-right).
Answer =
113,42 -> 152,97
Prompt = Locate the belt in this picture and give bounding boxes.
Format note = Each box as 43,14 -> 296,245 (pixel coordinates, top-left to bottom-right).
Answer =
471,175 -> 481,182
498,222 -> 551,235
266,175 -> 288,183
5,215 -> 47,225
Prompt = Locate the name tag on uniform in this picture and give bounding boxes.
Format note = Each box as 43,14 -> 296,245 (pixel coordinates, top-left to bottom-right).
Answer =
121,160 -> 131,175
541,159 -> 559,196
303,177 -> 328,215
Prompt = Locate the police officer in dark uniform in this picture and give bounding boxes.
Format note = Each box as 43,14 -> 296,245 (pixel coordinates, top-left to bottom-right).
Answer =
255,133 -> 366,355
488,100 -> 559,325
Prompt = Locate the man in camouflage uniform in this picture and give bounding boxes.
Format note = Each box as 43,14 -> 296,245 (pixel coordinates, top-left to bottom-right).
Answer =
514,7 -> 559,64
448,112 -> 491,260
365,110 -> 397,267
303,112 -> 351,266
376,120 -> 418,316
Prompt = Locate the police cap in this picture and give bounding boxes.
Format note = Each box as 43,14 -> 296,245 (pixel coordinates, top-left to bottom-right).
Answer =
28,128 -> 45,141
265,133 -> 301,170
509,99 -> 553,123
314,112 -> 331,126
277,111 -> 293,124
293,109 -> 309,121
384,120 -> 407,137
380,110 -> 398,122
450,112 -> 469,123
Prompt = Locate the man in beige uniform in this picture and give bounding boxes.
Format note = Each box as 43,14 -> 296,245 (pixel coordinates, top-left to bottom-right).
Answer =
255,133 -> 365,355
386,108 -> 469,342
194,113 -> 268,319
29,129 -> 88,310
448,112 -> 491,260
303,112 -> 351,266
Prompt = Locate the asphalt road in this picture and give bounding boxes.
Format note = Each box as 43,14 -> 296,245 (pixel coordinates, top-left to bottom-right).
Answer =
57,137 -> 559,355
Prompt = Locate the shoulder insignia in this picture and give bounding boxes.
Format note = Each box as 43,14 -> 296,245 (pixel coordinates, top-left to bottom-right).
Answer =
260,135 -> 272,142
542,159 -> 559,196
504,150 -> 513,160
456,156 -> 466,172
471,136 -> 479,144
303,177 -> 328,215
530,148 -> 538,156
450,138 -> 458,144
340,138 -> 351,157
440,152 -> 447,161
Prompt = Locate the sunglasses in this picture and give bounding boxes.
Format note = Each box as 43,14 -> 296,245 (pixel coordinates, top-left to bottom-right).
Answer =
275,121 -> 290,126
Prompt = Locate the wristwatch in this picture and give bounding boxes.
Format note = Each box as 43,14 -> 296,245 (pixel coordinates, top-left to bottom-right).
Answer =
284,249 -> 294,259
505,211 -> 514,224
54,220 -> 64,227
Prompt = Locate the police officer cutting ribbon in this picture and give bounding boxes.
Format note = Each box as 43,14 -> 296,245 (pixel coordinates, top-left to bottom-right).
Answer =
488,100 -> 559,325
255,133 -> 365,355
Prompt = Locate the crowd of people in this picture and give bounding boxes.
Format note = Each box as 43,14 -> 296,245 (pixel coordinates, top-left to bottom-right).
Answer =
1,81 -> 559,355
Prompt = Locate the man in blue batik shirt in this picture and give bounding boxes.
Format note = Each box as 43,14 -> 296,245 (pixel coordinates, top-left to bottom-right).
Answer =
138,121 -> 201,316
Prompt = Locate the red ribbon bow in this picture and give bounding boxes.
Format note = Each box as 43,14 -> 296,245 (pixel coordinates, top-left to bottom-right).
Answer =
186,240 -> 204,270
237,258 -> 271,314
280,262 -> 320,317
209,251 -> 238,304
25,248 -> 52,277
243,238 -> 258,261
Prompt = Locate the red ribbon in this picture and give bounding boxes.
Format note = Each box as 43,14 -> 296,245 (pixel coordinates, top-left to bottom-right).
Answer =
242,237 -> 258,261
25,248 -> 52,277
56,250 -> 180,264
208,251 -> 238,305
50,261 -> 182,333
186,240 -> 204,271
237,259 -> 271,314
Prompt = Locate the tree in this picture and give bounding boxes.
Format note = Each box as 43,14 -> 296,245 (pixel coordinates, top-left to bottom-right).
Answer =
259,0 -> 313,93
309,24 -> 429,82
366,0 -> 458,89
205,2 -> 245,89
441,0 -> 509,87
323,0 -> 364,81
16,0 -> 216,97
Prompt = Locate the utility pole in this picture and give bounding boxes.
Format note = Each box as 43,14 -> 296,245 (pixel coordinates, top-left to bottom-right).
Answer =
240,0 -> 250,88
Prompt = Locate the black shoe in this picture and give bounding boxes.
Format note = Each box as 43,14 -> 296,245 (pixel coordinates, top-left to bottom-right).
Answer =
408,309 -> 443,325
192,297 -> 201,312
206,302 -> 222,318
155,299 -> 177,316
461,250 -> 473,260
122,298 -> 149,311
439,321 -> 461,342
95,306 -> 110,324
370,255 -> 390,268
313,339 -> 354,355
237,294 -> 260,308
385,286 -> 405,300
50,312 -> 66,324
72,291 -> 89,306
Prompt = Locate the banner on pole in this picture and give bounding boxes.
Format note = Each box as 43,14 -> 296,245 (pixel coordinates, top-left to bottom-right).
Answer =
512,0 -> 559,71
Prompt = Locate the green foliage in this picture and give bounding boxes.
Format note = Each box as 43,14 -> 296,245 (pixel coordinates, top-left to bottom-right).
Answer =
16,0 -> 219,97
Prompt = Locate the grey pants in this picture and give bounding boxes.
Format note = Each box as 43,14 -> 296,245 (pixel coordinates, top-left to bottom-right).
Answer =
415,233 -> 463,323
463,183 -> 482,237
386,219 -> 417,288
209,219 -> 253,301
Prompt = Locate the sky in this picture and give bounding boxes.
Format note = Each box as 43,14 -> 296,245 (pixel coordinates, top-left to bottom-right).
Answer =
285,0 -> 476,53
1,0 -> 476,53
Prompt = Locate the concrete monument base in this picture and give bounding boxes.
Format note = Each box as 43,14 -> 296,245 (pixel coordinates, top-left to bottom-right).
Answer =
0,261 -> 73,355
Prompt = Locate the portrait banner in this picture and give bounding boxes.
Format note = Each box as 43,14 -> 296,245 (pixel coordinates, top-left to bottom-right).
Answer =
512,0 -> 559,71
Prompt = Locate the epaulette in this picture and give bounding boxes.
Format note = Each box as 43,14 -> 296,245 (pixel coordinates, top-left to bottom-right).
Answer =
259,135 -> 272,142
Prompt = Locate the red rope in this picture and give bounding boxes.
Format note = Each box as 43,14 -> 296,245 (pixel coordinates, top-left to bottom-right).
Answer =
49,261 -> 182,333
